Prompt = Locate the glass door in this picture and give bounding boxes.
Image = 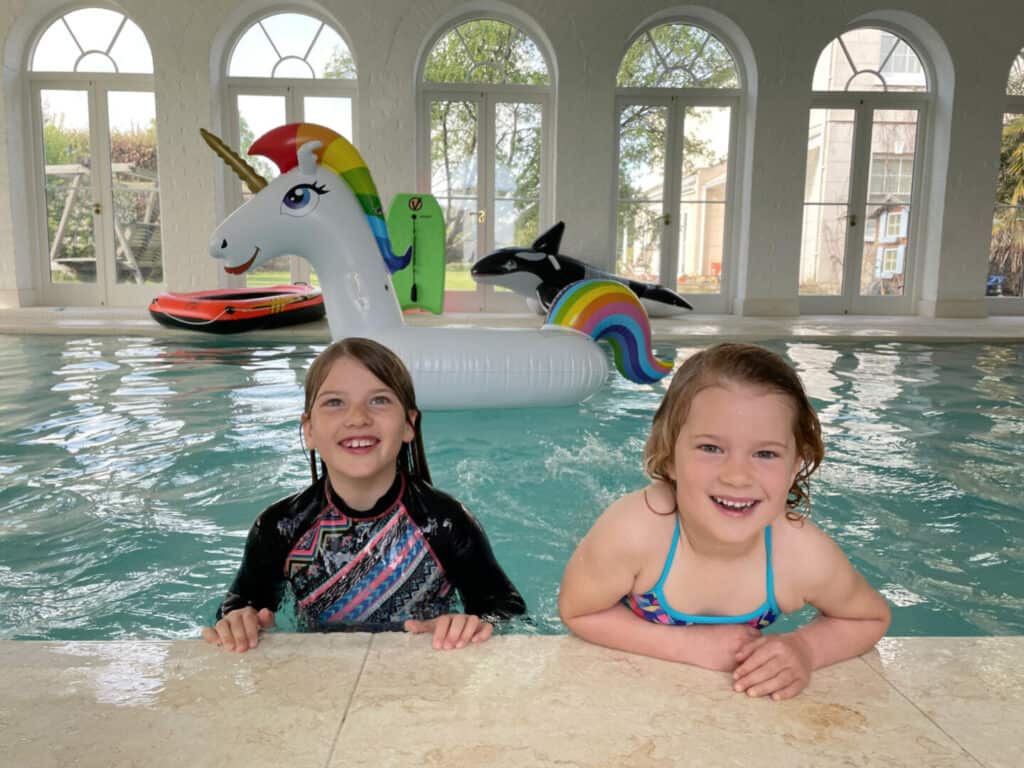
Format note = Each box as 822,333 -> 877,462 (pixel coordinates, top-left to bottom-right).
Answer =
800,101 -> 922,313
427,93 -> 547,310
36,82 -> 163,306
617,98 -> 672,288
616,96 -> 734,312
105,89 -> 164,305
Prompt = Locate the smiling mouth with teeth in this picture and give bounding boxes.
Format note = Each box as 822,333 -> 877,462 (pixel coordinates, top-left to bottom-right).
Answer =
341,437 -> 378,450
711,495 -> 758,514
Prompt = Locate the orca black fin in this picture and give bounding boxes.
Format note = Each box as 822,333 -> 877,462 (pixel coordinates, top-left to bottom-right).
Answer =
531,221 -> 565,255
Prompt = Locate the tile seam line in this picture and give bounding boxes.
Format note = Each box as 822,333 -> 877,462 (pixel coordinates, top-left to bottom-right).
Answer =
324,635 -> 373,768
856,653 -> 986,767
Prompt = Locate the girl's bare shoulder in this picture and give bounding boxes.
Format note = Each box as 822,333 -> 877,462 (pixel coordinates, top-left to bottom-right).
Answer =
596,481 -> 676,550
772,515 -> 847,589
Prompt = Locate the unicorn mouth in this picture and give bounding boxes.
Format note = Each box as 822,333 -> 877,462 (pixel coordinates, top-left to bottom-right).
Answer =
224,248 -> 259,275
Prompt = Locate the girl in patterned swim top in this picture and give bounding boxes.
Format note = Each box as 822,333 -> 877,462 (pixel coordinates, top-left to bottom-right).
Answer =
558,343 -> 890,700
202,338 -> 525,653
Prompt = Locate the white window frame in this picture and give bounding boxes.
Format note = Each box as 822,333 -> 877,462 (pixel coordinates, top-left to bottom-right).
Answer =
988,89 -> 1024,313
416,18 -> 554,312
27,55 -> 160,306
801,89 -> 930,314
612,23 -> 744,315
219,11 -> 358,287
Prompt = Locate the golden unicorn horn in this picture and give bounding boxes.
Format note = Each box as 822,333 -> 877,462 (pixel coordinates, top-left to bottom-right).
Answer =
199,128 -> 267,194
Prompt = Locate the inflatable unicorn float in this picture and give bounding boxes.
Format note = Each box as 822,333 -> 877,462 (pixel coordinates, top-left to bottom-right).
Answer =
201,123 -> 671,409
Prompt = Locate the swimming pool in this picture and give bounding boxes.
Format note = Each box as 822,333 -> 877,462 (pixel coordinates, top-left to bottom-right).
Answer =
0,334 -> 1021,639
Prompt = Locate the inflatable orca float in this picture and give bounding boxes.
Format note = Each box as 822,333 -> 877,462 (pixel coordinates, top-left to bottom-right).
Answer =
471,222 -> 693,317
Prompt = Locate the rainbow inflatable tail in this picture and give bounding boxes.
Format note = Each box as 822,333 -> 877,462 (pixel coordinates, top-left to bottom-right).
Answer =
545,279 -> 674,384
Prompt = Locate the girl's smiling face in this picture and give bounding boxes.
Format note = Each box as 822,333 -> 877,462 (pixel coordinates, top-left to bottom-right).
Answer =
669,381 -> 803,542
302,356 -> 416,501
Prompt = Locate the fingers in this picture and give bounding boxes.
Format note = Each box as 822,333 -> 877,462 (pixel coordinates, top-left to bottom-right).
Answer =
241,608 -> 262,650
733,653 -> 783,693
432,614 -> 458,649
202,608 -> 265,653
200,626 -> 220,645
768,679 -> 806,701
403,618 -> 436,634
405,615 -> 493,650
735,634 -> 766,663
470,620 -> 494,644
738,668 -> 801,699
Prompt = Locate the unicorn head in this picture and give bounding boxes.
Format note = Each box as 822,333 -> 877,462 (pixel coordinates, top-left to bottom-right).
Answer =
203,123 -> 410,336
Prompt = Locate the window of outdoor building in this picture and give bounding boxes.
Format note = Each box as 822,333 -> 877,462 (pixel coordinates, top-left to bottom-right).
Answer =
988,48 -> 1024,308
30,8 -> 162,307
419,17 -> 551,310
801,27 -> 930,313
225,12 -> 356,287
614,22 -> 740,312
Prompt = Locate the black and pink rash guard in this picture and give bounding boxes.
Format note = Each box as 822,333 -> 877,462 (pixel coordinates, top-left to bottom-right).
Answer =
215,472 -> 526,631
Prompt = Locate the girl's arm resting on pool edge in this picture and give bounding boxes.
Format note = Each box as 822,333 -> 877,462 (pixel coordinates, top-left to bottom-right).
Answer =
215,514 -> 289,620
558,495 -> 759,672
731,530 -> 890,699
765,523 -> 891,671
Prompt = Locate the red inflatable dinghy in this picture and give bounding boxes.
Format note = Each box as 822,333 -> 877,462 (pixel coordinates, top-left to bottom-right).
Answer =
149,284 -> 324,333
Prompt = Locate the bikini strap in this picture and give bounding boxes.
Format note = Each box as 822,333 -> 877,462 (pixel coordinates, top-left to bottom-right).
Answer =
764,526 -> 780,615
652,515 -> 682,594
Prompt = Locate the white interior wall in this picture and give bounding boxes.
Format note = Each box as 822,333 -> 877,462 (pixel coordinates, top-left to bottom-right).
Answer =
1,0 -> 1022,315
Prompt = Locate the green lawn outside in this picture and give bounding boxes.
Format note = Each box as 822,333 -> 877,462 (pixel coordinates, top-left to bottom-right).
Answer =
246,266 -> 480,291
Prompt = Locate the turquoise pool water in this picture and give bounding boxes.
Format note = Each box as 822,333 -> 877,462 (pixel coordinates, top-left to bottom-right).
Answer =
0,334 -> 1021,640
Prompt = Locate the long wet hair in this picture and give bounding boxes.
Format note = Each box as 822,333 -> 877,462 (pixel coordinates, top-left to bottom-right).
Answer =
643,343 -> 824,520
302,337 -> 431,484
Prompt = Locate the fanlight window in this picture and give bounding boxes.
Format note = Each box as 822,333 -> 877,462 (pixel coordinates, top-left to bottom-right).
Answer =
1008,49 -> 1024,96
424,19 -> 549,84
229,13 -> 354,79
813,28 -> 928,93
617,23 -> 739,88
31,9 -> 152,73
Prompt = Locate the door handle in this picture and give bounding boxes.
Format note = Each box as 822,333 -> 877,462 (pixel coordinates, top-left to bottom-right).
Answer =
849,213 -> 857,227
92,202 -> 102,215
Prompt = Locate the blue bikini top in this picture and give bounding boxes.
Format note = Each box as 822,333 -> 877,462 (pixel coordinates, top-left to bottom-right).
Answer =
624,516 -> 780,628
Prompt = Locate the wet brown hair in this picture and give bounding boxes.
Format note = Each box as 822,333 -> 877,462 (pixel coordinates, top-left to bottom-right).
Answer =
643,343 -> 824,520
303,337 -> 430,484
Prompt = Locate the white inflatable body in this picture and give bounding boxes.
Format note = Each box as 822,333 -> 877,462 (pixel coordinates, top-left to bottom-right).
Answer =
207,133 -> 608,409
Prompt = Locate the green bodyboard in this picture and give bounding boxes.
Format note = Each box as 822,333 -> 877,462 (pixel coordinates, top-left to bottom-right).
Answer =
387,193 -> 446,314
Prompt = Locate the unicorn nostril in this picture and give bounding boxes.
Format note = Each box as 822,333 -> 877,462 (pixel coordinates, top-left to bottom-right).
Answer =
220,239 -> 227,249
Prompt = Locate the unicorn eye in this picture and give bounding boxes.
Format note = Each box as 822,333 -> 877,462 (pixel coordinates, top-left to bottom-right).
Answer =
281,183 -> 327,217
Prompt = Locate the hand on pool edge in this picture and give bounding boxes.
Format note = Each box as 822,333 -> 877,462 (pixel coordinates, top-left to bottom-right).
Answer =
731,632 -> 812,700
201,607 -> 276,653
404,613 -> 493,650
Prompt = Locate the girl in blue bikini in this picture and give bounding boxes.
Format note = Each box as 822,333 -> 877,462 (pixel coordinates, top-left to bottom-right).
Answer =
559,343 -> 890,700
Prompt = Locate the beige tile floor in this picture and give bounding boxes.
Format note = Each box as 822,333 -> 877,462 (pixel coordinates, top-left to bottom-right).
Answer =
2,634 -> 1019,767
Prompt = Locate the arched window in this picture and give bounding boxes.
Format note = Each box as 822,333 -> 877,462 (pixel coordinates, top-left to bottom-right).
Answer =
29,8 -> 161,307
614,22 -> 740,313
224,11 -> 356,286
419,18 -> 552,311
801,28 -> 930,314
987,48 -> 1024,311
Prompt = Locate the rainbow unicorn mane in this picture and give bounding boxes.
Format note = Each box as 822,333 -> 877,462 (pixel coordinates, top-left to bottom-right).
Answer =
545,280 -> 674,384
248,123 -> 410,272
